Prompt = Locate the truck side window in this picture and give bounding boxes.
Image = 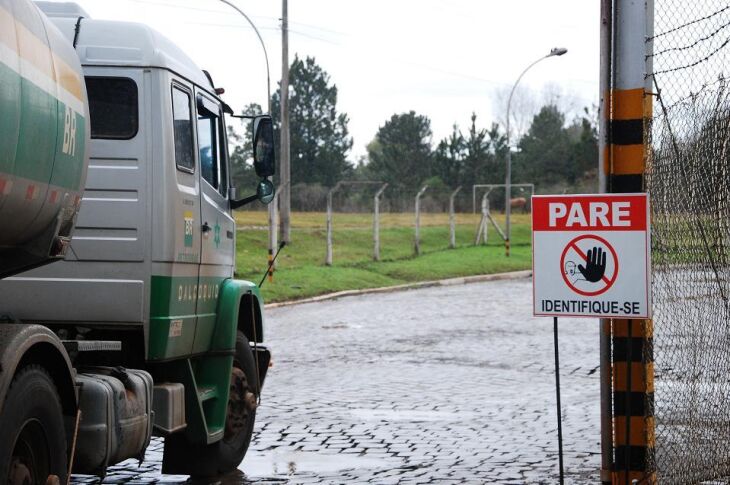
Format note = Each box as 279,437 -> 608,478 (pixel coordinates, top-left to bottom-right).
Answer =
218,117 -> 228,197
197,115 -> 219,189
85,77 -> 138,139
197,98 -> 228,198
172,86 -> 195,172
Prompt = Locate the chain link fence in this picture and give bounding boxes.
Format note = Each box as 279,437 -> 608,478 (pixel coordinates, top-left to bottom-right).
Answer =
647,1 -> 730,481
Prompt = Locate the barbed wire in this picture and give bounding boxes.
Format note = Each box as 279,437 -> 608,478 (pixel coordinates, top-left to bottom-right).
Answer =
648,4 -> 730,40
649,17 -> 730,58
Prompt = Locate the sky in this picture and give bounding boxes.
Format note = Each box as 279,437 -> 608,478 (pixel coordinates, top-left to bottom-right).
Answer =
52,0 -> 600,160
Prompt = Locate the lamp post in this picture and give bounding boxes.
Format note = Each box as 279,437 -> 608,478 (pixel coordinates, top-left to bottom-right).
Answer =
504,47 -> 567,257
218,0 -> 276,274
218,0 -> 272,114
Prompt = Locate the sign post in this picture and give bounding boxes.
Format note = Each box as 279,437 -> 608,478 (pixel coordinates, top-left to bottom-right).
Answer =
532,193 -> 651,483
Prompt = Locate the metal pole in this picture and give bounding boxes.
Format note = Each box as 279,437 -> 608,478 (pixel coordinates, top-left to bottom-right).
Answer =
219,0 -> 271,114
414,185 -> 428,255
218,0 -> 276,274
279,0 -> 291,243
449,186 -> 462,249
606,0 -> 654,482
554,316 -> 565,485
504,49 -> 566,257
373,183 -> 388,261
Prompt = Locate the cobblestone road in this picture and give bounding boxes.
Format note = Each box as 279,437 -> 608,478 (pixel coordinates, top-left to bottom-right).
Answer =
72,277 -> 602,484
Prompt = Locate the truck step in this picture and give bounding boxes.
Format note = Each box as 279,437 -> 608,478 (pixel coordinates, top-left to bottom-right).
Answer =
197,386 -> 218,402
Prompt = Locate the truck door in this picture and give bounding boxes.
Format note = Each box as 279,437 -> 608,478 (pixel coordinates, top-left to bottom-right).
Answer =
193,91 -> 235,353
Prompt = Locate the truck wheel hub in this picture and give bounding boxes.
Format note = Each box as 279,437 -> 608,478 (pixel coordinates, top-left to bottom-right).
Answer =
225,366 -> 255,440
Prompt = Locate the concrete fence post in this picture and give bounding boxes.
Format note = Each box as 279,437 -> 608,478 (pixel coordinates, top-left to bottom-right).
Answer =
414,185 -> 429,255
325,182 -> 342,266
474,189 -> 490,245
267,188 -> 280,281
373,183 -> 388,261
449,186 -> 462,249
482,195 -> 489,244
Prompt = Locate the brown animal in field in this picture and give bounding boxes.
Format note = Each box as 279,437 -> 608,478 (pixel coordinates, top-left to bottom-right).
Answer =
510,197 -> 529,213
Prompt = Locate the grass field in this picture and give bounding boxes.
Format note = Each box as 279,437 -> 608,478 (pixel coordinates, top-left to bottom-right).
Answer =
234,211 -> 532,302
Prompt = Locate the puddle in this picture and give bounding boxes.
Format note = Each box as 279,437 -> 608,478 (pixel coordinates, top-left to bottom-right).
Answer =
350,408 -> 468,422
321,322 -> 362,329
239,451 -> 392,477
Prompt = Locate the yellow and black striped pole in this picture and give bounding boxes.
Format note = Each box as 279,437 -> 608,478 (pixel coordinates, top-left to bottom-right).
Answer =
600,0 -> 655,483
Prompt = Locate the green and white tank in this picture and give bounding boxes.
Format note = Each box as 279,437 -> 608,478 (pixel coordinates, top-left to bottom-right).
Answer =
0,0 -> 89,277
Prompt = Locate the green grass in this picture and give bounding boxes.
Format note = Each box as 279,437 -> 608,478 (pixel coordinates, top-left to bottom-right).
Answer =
235,211 -> 532,302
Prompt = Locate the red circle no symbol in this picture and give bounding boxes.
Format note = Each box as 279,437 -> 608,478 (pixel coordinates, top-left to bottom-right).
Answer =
559,234 -> 618,297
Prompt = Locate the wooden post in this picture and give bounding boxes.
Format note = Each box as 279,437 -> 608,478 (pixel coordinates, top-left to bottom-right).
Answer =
599,1 -> 613,483
414,185 -> 428,255
373,183 -> 388,261
279,0 -> 291,243
449,186 -> 462,249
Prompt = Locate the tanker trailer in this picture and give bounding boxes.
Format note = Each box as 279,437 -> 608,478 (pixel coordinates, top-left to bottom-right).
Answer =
0,0 -> 89,278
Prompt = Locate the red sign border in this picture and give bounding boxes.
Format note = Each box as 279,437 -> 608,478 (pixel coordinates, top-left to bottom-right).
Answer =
559,234 -> 619,297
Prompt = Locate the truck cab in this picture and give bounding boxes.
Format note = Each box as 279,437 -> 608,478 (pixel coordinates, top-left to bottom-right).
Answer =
0,2 -> 274,481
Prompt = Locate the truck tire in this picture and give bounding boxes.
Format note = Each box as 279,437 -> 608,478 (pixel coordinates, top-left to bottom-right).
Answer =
164,331 -> 258,477
0,366 -> 68,485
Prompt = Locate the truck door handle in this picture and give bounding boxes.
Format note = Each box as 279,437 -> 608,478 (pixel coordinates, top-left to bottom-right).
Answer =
201,222 -> 211,233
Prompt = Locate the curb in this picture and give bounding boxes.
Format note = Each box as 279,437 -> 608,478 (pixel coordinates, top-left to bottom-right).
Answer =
264,270 -> 533,309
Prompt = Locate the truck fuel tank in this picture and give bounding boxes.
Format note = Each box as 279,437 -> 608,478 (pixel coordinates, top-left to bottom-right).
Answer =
74,367 -> 153,476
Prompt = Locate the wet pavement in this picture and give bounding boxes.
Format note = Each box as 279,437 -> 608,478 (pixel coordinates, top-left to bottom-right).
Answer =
71,277 -> 602,484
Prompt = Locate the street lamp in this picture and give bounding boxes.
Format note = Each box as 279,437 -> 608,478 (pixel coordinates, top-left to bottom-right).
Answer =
218,0 -> 272,114
504,47 -> 567,257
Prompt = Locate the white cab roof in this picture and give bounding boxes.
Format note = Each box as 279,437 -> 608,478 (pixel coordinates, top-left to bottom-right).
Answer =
37,3 -> 211,88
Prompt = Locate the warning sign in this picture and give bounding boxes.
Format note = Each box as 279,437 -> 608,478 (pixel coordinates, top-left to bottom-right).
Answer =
532,194 -> 651,318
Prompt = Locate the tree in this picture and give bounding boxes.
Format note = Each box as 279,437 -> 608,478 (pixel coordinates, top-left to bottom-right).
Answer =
270,55 -> 353,187
462,113 -> 491,185
512,104 -> 598,188
485,122 -> 508,185
367,111 -> 434,191
432,114 -> 508,188
433,124 -> 465,188
567,108 -> 599,180
513,105 -> 573,185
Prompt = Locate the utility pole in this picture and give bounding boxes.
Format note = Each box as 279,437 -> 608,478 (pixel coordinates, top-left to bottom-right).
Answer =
279,0 -> 291,243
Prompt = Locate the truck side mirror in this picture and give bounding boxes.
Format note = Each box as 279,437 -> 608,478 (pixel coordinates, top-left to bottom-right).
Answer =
253,115 -> 275,178
230,176 -> 276,209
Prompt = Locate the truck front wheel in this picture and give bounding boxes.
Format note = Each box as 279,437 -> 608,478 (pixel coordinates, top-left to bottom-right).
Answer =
0,366 -> 68,485
164,331 -> 258,477
217,331 -> 258,472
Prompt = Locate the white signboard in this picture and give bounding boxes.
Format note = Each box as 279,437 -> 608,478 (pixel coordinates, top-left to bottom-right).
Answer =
532,193 -> 651,318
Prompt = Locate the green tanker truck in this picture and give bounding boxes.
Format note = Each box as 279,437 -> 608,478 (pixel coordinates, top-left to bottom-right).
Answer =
0,1 -> 276,483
